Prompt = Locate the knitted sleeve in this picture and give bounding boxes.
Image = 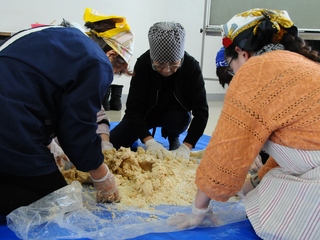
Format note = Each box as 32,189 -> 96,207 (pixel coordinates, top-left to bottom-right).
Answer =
195,93 -> 271,201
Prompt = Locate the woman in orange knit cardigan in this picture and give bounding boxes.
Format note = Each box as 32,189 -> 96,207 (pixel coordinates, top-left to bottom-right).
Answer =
170,8 -> 320,239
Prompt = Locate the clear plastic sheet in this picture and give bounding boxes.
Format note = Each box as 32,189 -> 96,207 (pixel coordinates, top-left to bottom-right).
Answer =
6,181 -> 247,240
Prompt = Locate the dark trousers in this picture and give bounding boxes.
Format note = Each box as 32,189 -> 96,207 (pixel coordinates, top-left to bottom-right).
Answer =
110,105 -> 191,149
0,170 -> 67,216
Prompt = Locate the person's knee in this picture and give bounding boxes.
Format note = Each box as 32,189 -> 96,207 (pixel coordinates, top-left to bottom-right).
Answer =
110,120 -> 138,149
161,108 -> 190,137
163,107 -> 190,130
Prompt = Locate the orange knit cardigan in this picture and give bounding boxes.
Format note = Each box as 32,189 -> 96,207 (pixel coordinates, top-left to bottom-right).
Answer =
196,50 -> 320,201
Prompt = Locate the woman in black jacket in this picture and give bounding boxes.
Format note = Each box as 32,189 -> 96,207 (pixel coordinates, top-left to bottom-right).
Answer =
111,21 -> 209,160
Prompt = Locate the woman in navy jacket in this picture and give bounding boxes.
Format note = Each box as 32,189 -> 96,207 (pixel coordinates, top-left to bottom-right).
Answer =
0,8 -> 134,215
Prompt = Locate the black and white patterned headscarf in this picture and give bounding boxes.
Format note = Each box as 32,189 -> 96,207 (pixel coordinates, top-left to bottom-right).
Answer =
148,22 -> 185,63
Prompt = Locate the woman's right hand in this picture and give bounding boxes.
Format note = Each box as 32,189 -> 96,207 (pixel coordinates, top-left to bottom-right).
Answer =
90,164 -> 120,203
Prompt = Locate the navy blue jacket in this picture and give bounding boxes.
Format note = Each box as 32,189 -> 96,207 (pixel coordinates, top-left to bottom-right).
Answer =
0,26 -> 113,176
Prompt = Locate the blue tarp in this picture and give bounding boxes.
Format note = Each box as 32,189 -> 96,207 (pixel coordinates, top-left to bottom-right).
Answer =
0,123 -> 260,240
0,216 -> 260,240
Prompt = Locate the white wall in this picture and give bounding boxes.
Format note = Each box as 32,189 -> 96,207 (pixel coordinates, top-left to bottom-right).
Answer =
202,35 -> 227,95
1,0 -> 225,98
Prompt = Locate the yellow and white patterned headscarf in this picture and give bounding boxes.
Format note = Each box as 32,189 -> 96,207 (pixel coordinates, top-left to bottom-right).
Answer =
221,8 -> 297,50
83,8 -> 134,63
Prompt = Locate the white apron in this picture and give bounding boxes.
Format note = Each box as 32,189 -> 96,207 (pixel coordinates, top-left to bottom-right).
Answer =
245,141 -> 320,240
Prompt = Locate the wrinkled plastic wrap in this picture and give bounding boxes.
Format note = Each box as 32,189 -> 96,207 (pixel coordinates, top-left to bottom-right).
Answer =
6,181 -> 247,240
